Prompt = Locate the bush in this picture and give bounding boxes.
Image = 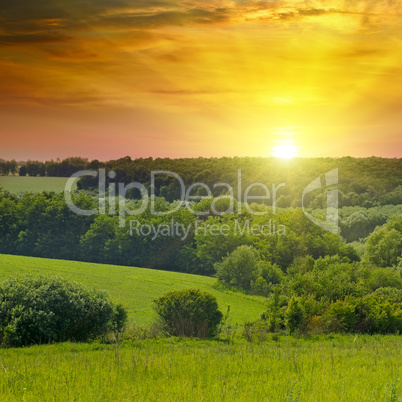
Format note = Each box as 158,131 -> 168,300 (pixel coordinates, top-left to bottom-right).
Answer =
285,296 -> 306,334
364,215 -> 402,267
214,245 -> 260,290
371,287 -> 402,301
0,275 -> 126,347
154,289 -> 223,338
243,320 -> 271,343
261,286 -> 288,332
288,256 -> 365,302
323,294 -> 402,334
367,268 -> 402,292
259,262 -> 284,285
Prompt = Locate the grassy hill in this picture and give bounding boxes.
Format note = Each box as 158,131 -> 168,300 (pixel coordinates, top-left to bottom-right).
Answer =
0,254 -> 266,326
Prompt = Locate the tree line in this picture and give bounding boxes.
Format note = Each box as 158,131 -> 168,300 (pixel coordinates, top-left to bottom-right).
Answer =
1,156 -> 401,209
0,189 -> 360,276
0,157 -> 89,177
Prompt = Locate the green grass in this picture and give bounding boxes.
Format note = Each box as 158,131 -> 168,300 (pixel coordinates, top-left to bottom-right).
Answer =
0,254 -> 266,326
0,336 -> 401,401
0,256 -> 401,401
0,176 -> 76,194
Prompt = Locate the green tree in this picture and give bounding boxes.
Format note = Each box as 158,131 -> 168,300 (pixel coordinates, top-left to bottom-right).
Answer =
18,165 -> 27,176
364,215 -> 402,267
80,215 -> 119,263
214,245 -> 260,290
285,296 -> 306,334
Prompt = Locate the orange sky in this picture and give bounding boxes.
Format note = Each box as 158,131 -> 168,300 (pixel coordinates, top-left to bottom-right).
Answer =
1,0 -> 402,160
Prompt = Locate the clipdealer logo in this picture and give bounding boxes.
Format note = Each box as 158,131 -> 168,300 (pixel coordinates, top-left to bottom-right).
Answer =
64,169 -> 286,225
64,168 -> 339,235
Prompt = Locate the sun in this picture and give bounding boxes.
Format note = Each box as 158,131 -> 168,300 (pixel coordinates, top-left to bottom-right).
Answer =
272,143 -> 298,159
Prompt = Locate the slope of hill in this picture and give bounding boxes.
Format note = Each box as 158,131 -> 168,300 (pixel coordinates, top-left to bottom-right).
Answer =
0,254 -> 266,326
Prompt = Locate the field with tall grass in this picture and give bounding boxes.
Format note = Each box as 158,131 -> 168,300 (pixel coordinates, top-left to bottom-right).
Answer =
0,336 -> 401,401
0,176 -> 75,194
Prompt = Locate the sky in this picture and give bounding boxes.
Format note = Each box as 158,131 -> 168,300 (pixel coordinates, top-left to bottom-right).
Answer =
0,0 -> 402,161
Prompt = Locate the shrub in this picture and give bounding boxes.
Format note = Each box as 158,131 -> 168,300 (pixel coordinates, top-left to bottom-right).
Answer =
288,256 -> 364,302
154,289 -> 223,338
0,275 -> 126,347
251,276 -> 268,295
111,303 -> 129,333
261,286 -> 288,332
285,296 -> 306,334
259,262 -> 284,286
214,245 -> 260,290
305,315 -> 325,334
367,268 -> 402,292
324,299 -> 357,332
371,287 -> 402,301
243,320 -> 271,343
364,215 -> 402,267
323,294 -> 402,334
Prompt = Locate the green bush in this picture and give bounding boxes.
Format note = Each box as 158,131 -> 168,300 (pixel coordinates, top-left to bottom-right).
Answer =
367,268 -> 402,292
288,256 -> 366,302
285,296 -> 306,334
0,275 -> 127,347
323,295 -> 402,334
324,299 -> 357,332
154,289 -> 223,338
371,287 -> 402,301
259,262 -> 284,285
364,215 -> 402,267
214,245 -> 261,290
261,287 -> 288,332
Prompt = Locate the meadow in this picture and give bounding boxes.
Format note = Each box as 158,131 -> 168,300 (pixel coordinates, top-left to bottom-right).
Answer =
0,176 -> 75,194
0,255 -> 401,401
0,336 -> 401,401
0,254 -> 266,326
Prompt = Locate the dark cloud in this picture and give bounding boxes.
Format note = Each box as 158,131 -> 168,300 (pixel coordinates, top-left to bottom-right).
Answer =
151,88 -> 230,95
270,7 -> 379,21
0,93 -> 111,107
297,8 -> 327,17
275,11 -> 296,20
0,1 -> 228,47
0,0 -> 400,49
0,32 -> 70,45
0,0 -> 173,21
99,8 -> 228,28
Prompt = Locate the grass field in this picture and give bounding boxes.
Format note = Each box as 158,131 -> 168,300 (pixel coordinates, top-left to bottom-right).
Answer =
0,255 -> 401,401
0,336 -> 401,401
0,176 -> 76,193
0,254 -> 266,326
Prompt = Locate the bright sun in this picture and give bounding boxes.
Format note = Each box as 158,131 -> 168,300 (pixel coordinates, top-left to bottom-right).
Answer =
272,144 -> 298,159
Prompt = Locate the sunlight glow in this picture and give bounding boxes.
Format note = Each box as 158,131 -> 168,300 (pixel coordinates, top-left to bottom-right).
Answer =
272,143 -> 298,159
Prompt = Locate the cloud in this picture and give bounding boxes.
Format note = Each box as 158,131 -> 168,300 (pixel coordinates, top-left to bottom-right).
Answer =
99,8 -> 229,29
0,1 -> 229,49
0,32 -> 70,45
297,8 -> 328,17
0,0 -> 400,49
150,88 -> 231,95
265,7 -> 378,22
